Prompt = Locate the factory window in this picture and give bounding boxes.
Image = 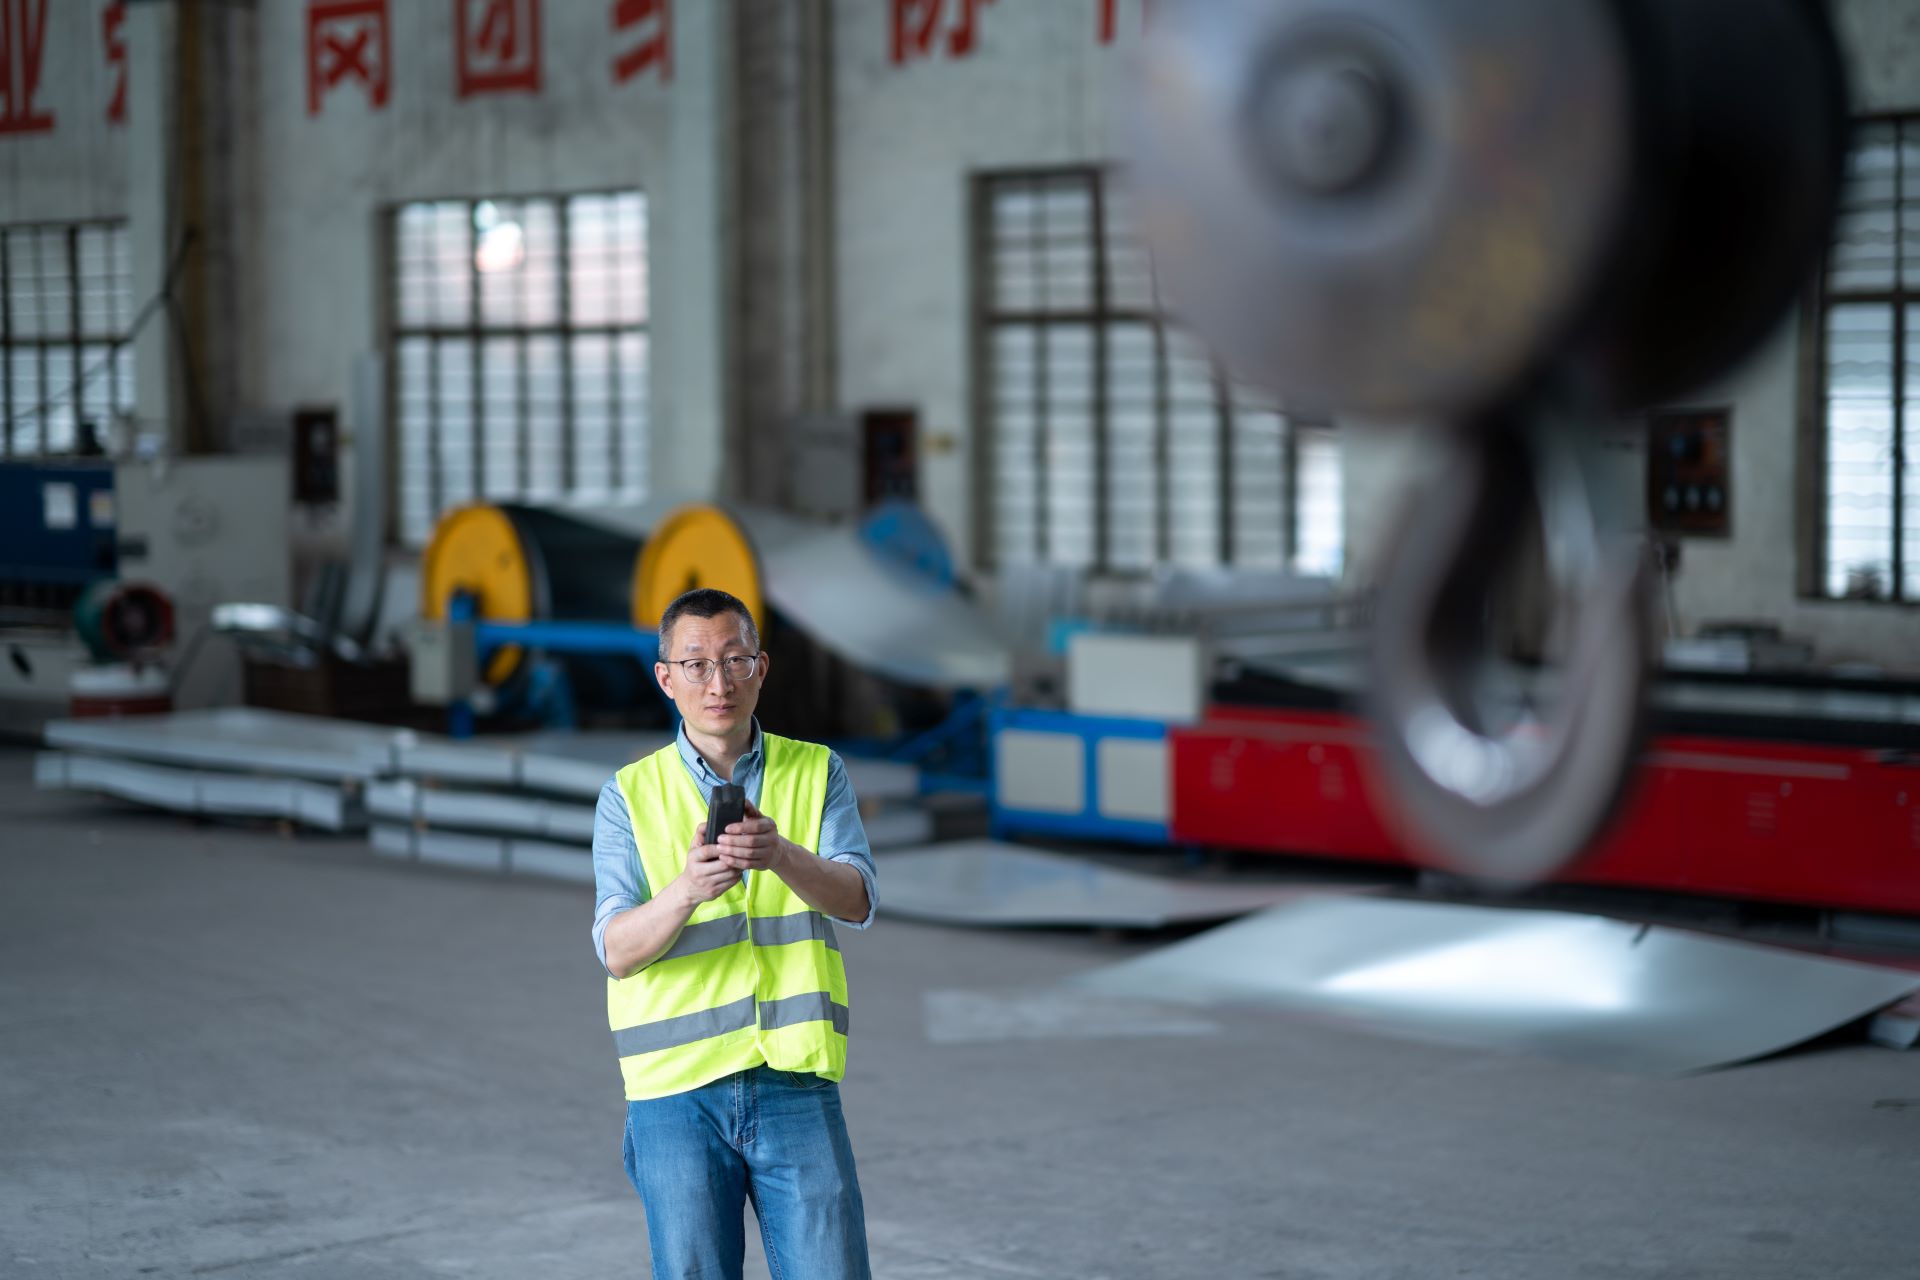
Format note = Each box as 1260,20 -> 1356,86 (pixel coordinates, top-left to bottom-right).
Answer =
976,170 -> 1343,575
1,222 -> 135,457
1816,117 -> 1920,602
391,192 -> 649,547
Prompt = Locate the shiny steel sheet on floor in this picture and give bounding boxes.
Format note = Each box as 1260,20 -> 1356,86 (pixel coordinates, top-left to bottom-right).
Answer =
922,988 -> 1224,1045
876,839 -> 1358,928
1069,896 -> 1920,1074
45,708 -> 410,780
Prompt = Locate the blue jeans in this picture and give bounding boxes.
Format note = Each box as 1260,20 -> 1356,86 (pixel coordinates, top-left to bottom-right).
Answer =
622,1065 -> 872,1280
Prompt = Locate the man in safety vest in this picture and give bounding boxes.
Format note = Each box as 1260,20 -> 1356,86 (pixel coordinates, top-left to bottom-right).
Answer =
591,587 -> 877,1278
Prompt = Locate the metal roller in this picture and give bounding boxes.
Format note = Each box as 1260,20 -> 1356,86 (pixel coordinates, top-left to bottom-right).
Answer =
634,501 -> 1010,690
421,503 -> 642,686
631,503 -> 767,632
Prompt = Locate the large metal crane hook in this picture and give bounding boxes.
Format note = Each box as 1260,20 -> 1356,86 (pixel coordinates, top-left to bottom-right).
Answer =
1126,0 -> 1848,878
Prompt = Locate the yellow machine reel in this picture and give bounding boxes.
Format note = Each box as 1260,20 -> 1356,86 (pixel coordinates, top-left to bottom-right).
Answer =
420,504 -> 532,685
633,504 -> 765,640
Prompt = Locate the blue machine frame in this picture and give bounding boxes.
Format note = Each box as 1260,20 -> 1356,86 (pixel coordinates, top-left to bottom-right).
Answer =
445,592 -> 664,737
988,705 -> 1172,845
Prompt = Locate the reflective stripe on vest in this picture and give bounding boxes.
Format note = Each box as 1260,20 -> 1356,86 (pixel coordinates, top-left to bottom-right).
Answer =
607,732 -> 849,1101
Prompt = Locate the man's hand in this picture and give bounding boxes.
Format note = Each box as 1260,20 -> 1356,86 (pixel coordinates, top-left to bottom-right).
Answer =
676,822 -> 743,905
715,800 -> 791,873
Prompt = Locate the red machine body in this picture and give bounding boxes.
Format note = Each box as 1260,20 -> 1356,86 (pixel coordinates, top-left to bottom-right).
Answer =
1172,703 -> 1920,917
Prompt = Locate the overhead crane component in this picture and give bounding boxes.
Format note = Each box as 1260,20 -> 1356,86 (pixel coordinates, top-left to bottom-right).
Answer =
1128,0 -> 1848,880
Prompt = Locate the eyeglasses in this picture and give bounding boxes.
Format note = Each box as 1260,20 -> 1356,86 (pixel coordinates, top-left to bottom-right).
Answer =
663,653 -> 763,684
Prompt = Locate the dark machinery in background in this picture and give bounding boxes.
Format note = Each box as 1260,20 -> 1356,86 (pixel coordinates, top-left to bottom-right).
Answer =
0,460 -> 120,625
1128,0 -> 1849,879
416,502 -> 659,729
0,459 -> 179,723
409,496 -> 1006,766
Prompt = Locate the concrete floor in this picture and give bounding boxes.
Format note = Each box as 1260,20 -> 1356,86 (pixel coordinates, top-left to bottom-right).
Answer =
2,745 -> 1917,1280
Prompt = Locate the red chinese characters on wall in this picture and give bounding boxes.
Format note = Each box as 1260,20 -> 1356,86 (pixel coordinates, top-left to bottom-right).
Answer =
103,1 -> 127,124
0,0 -> 54,135
456,0 -> 541,98
890,0 -> 994,64
612,0 -> 670,85
308,0 -> 391,116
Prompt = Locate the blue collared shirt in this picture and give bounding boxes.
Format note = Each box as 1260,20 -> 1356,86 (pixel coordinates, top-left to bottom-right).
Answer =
591,719 -> 879,976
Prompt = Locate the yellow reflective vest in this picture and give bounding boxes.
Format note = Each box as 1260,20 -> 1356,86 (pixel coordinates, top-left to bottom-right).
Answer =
607,733 -> 850,1101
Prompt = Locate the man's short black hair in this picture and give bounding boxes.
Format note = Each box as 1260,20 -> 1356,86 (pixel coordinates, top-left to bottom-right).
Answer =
658,588 -> 760,656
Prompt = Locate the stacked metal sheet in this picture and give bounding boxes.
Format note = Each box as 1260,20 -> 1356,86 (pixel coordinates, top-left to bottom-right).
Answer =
369,729 -> 669,882
37,711 -> 940,880
36,708 -> 408,832
370,727 -> 938,882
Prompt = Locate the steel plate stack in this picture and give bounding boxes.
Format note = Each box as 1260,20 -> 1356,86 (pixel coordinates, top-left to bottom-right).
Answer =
36,709 -> 944,879
35,707 -> 409,833
369,728 -> 940,881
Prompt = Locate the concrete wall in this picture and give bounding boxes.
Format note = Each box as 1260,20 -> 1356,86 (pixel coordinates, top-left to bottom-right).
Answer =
832,0 -> 1134,566
6,0 -> 731,543
246,0 -> 732,553
0,1 -> 129,225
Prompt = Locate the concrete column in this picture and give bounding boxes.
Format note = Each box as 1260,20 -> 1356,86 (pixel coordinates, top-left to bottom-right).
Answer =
651,0 -> 739,502
124,0 -> 256,456
732,0 -> 839,508
125,1 -> 180,451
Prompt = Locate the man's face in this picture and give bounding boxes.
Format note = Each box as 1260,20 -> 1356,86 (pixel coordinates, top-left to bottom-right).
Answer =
654,612 -> 768,741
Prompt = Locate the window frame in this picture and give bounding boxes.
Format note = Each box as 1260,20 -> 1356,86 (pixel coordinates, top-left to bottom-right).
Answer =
1,218 -> 135,458
383,189 -> 650,548
970,165 -> 1340,576
1808,110 -> 1920,605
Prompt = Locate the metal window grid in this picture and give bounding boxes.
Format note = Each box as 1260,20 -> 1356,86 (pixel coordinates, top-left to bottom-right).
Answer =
389,192 -> 650,547
1,221 -> 134,457
974,168 -> 1342,575
1817,114 -> 1920,603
